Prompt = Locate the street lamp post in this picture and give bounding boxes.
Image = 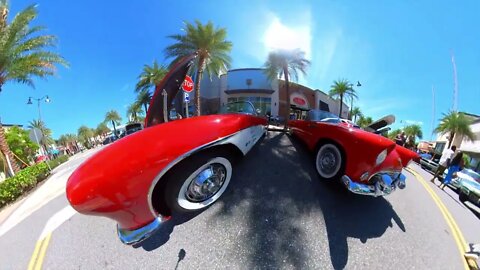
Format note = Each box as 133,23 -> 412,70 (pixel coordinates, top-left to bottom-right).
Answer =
27,95 -> 50,158
27,95 -> 50,122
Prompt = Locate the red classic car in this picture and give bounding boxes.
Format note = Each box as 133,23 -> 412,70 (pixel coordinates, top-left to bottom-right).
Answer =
289,110 -> 419,196
66,54 -> 267,245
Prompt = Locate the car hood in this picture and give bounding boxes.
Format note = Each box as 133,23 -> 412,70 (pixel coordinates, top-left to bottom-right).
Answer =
144,54 -> 197,128
460,179 -> 480,194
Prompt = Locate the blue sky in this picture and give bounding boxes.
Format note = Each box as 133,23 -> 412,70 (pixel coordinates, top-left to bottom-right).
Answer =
0,0 -> 479,140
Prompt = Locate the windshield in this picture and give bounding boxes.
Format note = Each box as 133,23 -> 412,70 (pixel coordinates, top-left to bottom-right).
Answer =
307,110 -> 341,123
463,169 -> 480,181
219,101 -> 257,115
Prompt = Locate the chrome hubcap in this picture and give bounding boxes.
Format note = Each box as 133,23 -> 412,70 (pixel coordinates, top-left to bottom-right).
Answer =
319,148 -> 338,175
185,163 -> 227,202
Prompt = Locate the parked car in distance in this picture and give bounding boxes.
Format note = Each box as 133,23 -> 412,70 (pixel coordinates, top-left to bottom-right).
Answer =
420,157 -> 440,174
66,54 -> 267,246
449,169 -> 480,189
458,178 -> 480,207
289,109 -> 419,197
102,135 -> 117,145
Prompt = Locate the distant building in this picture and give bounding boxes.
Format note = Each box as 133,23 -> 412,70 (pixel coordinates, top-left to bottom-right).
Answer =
193,68 -> 349,119
435,112 -> 480,172
2,124 -> 24,132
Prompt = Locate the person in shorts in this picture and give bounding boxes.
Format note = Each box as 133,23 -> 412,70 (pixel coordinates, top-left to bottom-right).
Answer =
431,145 -> 456,183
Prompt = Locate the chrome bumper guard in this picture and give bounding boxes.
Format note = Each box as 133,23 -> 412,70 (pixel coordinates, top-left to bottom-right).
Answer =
341,172 -> 406,197
117,216 -> 168,245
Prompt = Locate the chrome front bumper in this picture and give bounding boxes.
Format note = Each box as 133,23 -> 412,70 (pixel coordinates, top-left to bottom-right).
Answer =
117,216 -> 169,245
342,172 -> 406,197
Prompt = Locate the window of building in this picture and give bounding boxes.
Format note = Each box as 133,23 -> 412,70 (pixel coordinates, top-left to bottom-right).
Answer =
319,100 -> 330,112
227,97 -> 271,115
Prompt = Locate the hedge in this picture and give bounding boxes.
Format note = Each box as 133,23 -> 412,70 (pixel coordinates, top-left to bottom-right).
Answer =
0,155 -> 69,208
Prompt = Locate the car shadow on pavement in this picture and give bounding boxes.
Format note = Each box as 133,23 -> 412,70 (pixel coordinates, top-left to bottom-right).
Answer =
214,132 -> 406,269
133,212 -> 198,251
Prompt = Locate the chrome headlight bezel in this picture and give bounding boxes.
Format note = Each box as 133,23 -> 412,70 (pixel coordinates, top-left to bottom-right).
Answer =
375,149 -> 388,166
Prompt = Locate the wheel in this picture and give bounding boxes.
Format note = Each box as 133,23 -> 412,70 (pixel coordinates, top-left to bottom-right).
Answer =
315,142 -> 345,181
164,150 -> 233,214
459,192 -> 468,203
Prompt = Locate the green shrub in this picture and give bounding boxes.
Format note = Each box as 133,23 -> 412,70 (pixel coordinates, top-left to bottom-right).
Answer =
46,155 -> 69,170
0,162 -> 51,208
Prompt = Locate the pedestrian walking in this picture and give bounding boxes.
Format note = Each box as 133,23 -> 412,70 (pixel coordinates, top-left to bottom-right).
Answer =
439,151 -> 464,190
431,145 -> 456,184
465,243 -> 480,260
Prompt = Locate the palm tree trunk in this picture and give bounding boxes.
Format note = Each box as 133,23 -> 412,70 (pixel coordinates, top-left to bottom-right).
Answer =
194,57 -> 206,116
0,122 -> 20,175
338,94 -> 344,117
112,121 -> 117,138
143,103 -> 148,115
448,131 -> 455,148
283,67 -> 290,129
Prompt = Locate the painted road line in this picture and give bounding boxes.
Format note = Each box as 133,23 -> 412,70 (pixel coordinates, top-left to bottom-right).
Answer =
27,233 -> 52,270
27,205 -> 77,270
406,167 -> 478,270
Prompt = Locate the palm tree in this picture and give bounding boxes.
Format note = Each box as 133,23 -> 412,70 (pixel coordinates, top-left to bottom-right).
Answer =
135,60 -> 168,93
350,107 -> 362,122
0,1 -> 68,174
404,124 -> 423,141
329,79 -> 358,117
434,111 -> 475,148
356,115 -> 373,128
104,110 -> 122,137
136,89 -> 152,113
264,48 -> 310,128
388,128 -> 402,140
127,102 -> 144,123
28,119 -> 54,145
165,20 -> 233,116
77,126 -> 93,147
95,123 -> 110,138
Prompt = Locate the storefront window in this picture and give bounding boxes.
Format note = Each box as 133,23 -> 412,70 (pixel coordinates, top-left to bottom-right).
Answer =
227,97 -> 271,115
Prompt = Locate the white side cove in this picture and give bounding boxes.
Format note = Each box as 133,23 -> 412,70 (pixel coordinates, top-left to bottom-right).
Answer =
219,125 -> 265,155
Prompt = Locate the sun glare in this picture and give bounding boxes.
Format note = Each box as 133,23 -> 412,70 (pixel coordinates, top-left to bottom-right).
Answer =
263,18 -> 311,57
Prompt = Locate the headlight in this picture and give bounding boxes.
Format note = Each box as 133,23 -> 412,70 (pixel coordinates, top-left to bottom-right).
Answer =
376,149 -> 388,166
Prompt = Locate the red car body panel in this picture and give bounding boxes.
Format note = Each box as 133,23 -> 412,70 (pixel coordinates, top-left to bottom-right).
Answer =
66,54 -> 267,232
289,120 -> 419,183
66,114 -> 266,230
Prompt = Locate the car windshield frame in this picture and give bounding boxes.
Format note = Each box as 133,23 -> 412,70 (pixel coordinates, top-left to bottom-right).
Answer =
219,101 -> 258,116
307,109 -> 341,123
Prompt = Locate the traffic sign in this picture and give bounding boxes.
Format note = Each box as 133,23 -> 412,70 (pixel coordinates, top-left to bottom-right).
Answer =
29,128 -> 43,144
182,75 -> 194,92
184,93 -> 190,102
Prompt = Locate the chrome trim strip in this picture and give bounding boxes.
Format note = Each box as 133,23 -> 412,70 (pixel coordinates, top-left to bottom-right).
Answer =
117,217 -> 167,245
342,171 -> 407,197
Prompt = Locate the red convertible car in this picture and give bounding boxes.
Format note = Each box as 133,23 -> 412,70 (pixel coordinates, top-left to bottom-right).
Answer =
66,54 -> 267,245
289,110 -> 419,196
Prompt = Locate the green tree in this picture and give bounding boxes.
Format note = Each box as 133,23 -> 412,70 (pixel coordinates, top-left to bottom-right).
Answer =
434,111 -> 475,148
356,115 -> 373,128
264,48 -> 310,128
0,1 -> 68,174
329,79 -> 358,117
104,110 -> 122,137
135,60 -> 168,93
95,123 -> 110,137
388,128 -> 402,140
5,126 -> 39,165
350,107 -> 362,122
127,102 -> 144,123
28,119 -> 53,145
77,126 -> 93,147
165,20 -> 233,116
404,124 -> 423,141
136,89 -> 152,113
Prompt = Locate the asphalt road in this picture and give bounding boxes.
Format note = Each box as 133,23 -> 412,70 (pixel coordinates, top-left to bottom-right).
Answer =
1,132 -> 479,270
